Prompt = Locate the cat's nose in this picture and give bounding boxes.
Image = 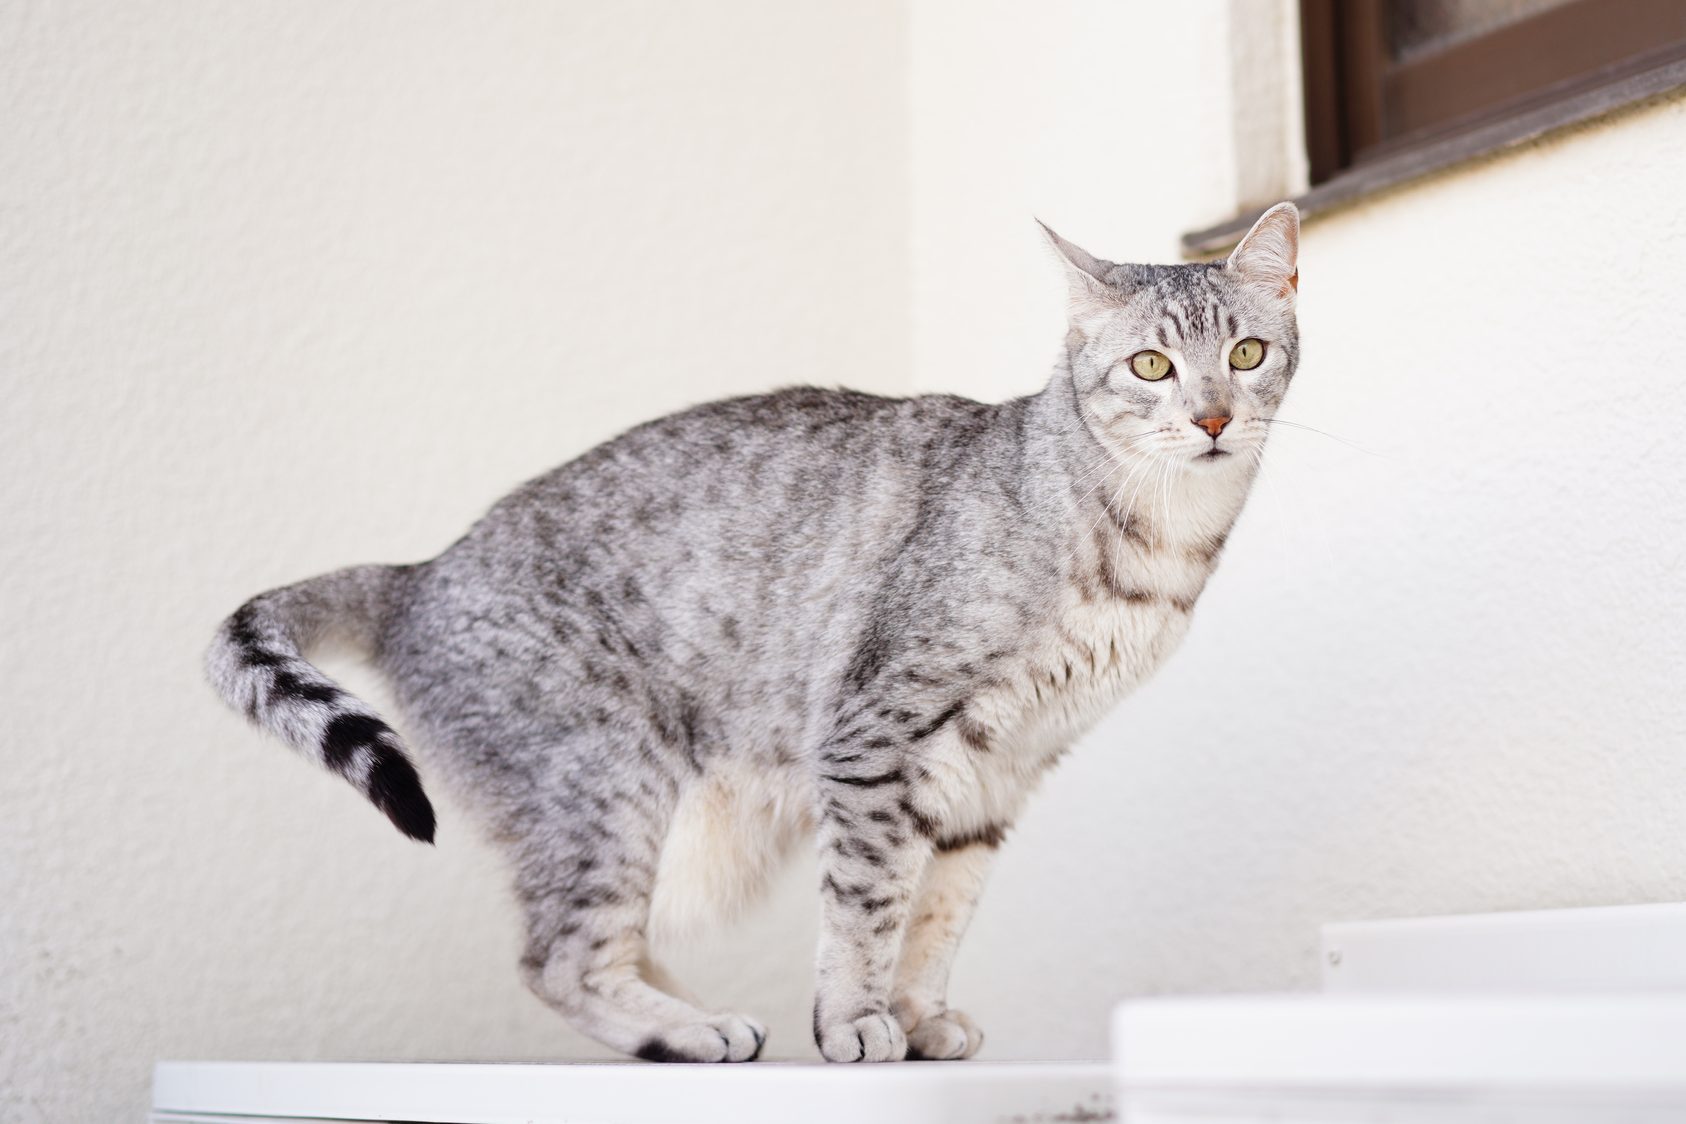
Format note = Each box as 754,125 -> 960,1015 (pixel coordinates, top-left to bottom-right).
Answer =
1193,415 -> 1231,438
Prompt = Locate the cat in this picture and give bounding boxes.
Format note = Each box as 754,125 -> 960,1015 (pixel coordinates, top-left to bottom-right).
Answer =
206,202 -> 1301,1063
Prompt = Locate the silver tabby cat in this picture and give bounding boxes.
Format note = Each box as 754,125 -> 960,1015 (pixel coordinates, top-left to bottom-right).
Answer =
207,203 -> 1301,1063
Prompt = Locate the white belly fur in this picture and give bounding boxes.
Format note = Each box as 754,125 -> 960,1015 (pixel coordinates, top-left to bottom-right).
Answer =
648,756 -> 812,940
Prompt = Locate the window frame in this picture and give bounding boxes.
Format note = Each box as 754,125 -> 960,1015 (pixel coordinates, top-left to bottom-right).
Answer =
1183,0 -> 1686,257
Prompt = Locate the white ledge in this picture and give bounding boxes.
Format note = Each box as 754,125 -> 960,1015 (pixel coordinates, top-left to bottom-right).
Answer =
151,1059 -> 1115,1124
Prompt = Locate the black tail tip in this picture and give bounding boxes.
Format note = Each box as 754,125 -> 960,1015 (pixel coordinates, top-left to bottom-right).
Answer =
367,750 -> 437,844
386,794 -> 437,844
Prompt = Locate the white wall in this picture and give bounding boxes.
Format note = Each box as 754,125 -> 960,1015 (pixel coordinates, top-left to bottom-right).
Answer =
911,0 -> 1686,1062
0,3 -> 907,1118
6,1 -> 1686,1119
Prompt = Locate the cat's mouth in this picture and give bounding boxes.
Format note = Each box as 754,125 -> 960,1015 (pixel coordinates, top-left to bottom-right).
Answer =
1195,447 -> 1230,461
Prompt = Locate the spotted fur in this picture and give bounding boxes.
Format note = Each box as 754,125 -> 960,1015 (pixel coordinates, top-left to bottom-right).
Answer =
205,204 -> 1301,1062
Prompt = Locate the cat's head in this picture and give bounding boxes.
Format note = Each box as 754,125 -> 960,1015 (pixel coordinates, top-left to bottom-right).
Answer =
1044,202 -> 1299,468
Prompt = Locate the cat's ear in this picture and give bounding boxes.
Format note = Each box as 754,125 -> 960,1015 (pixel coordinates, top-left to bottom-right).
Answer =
1037,220 -> 1120,307
1226,201 -> 1299,300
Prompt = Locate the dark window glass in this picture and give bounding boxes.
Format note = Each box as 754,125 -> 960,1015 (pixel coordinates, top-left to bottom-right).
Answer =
1301,0 -> 1686,184
1389,0 -> 1577,61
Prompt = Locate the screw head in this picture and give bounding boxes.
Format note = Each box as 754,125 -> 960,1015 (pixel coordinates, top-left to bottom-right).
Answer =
1327,949 -> 1343,966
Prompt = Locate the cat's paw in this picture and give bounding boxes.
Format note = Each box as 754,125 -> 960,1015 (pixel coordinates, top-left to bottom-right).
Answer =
904,1008 -> 984,1061
636,1013 -> 767,1062
817,1011 -> 908,1062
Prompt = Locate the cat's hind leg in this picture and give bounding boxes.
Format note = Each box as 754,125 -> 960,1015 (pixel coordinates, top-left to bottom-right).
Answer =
506,736 -> 766,1061
520,918 -> 765,1062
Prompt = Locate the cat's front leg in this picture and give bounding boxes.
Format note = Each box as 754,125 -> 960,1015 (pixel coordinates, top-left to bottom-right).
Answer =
810,772 -> 936,1062
891,839 -> 997,1060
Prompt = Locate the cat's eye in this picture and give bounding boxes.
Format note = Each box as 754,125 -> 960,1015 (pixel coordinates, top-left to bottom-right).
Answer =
1129,351 -> 1173,381
1229,338 -> 1265,370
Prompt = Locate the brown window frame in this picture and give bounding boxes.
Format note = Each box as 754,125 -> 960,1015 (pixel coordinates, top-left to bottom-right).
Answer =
1184,0 -> 1686,256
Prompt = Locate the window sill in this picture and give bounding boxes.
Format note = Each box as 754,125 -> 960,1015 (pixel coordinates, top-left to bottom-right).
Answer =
1182,52 -> 1686,259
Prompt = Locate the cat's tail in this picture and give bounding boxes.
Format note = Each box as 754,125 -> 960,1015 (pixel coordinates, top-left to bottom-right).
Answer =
204,564 -> 436,843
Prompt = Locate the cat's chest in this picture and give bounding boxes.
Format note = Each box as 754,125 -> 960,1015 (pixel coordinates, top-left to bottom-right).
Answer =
914,588 -> 1199,839
974,541 -> 1213,757
899,527 -> 1227,839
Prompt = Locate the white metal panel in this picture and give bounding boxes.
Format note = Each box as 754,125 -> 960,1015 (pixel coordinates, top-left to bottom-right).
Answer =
1320,902 -> 1686,994
151,1060 -> 1114,1124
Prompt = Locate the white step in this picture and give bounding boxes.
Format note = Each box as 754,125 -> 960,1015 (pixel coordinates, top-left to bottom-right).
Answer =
1321,901 -> 1686,994
1115,901 -> 1686,1124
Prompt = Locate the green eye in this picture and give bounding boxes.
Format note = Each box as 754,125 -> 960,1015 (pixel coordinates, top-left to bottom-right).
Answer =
1129,350 -> 1173,381
1229,338 -> 1265,370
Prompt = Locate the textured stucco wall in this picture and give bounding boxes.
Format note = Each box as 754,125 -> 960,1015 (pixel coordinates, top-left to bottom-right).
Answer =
911,0 -> 1686,1062
0,3 -> 907,1119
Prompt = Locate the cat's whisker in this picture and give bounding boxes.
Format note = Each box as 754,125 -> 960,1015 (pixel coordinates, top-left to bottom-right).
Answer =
1262,418 -> 1387,459
1062,451 -> 1154,580
1156,460 -> 1176,546
1089,453 -> 1162,581
1126,451 -> 1166,552
1067,433 -> 1157,508
1082,452 -> 1152,545
1070,429 -> 1162,489
1113,454 -> 1160,540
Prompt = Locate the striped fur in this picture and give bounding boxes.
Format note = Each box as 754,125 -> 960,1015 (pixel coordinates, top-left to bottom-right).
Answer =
205,564 -> 435,842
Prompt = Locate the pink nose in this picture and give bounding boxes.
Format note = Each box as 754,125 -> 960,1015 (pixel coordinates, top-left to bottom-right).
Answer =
1194,415 -> 1230,438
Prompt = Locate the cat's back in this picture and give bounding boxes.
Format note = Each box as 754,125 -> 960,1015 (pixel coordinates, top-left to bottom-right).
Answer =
400,386 -> 1013,643
553,384 -> 994,495
454,385 -> 1002,555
